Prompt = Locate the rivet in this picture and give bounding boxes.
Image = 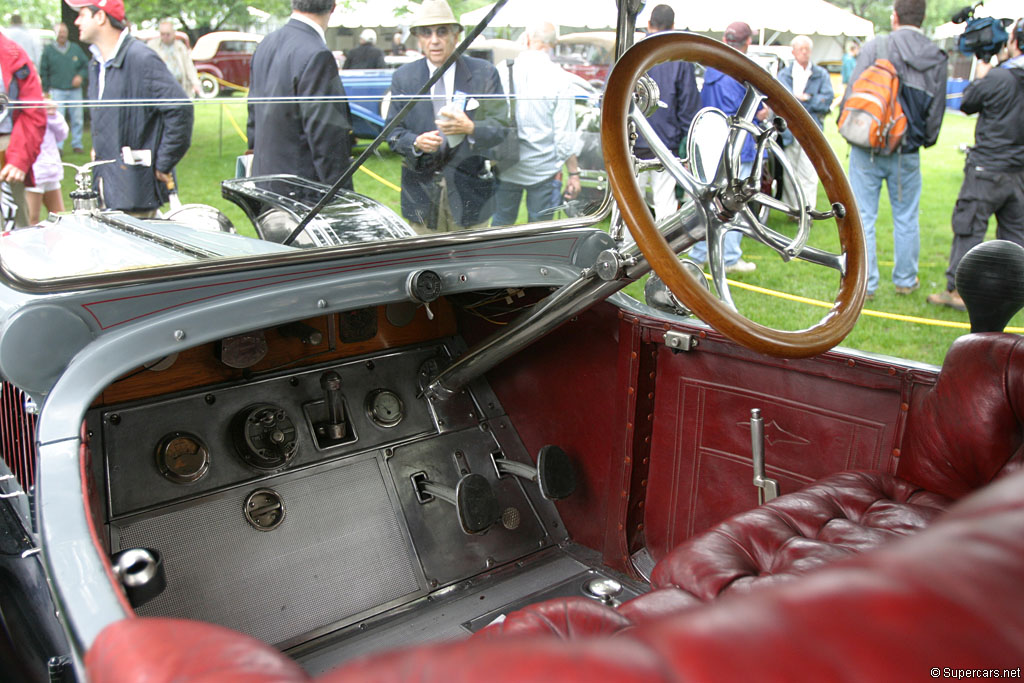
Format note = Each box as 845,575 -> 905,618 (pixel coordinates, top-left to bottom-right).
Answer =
173,329 -> 186,341
317,299 -> 327,308
892,448 -> 901,458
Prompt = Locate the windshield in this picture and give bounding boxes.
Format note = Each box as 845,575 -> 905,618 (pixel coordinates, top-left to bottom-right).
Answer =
0,0 -> 623,284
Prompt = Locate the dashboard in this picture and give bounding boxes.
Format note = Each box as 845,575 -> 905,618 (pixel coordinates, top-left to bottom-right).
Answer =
83,300 -> 568,649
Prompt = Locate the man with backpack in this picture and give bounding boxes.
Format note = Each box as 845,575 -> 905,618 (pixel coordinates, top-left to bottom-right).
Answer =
839,0 -> 947,299
927,18 -> 1024,311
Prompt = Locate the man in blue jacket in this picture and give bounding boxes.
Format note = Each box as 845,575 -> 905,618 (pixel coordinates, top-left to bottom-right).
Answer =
777,35 -> 833,213
689,21 -> 765,274
386,0 -> 507,233
247,0 -> 354,188
635,4 -> 699,222
68,0 -> 193,216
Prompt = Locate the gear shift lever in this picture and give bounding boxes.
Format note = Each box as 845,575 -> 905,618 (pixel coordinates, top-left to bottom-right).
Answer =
320,371 -> 347,441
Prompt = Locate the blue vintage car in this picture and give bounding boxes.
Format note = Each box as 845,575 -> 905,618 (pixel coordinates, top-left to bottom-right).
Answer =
0,3 -> 1022,682
339,68 -> 395,139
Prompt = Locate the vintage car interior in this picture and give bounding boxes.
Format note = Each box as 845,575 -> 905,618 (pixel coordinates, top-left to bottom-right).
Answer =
1,2 -> 1023,681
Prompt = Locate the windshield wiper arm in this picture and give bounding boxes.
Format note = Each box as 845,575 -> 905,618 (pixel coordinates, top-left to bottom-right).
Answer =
282,0 -> 512,246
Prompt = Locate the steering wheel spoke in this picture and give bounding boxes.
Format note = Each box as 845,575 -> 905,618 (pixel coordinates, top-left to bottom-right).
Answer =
731,206 -> 847,273
603,32 -> 866,358
629,108 -> 703,201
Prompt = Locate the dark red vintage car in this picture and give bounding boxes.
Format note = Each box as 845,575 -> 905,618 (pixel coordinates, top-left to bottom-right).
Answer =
0,2 -> 1022,681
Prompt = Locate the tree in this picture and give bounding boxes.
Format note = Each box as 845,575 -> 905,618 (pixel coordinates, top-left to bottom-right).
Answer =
831,0 -> 968,32
127,0 -> 290,41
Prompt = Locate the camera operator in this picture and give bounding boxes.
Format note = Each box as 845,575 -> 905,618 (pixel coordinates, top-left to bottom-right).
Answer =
928,18 -> 1024,310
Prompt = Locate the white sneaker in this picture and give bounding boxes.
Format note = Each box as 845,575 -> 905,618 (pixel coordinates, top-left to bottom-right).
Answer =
725,259 -> 756,274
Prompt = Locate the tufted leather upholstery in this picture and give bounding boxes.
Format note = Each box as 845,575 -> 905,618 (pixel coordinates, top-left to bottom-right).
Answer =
85,468 -> 1024,682
899,334 -> 1024,498
646,470 -> 951,600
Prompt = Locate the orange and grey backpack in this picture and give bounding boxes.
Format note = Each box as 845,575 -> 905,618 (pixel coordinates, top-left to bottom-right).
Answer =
837,36 -> 907,154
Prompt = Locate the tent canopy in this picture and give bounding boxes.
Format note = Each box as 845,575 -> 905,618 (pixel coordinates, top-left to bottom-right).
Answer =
461,0 -> 620,30
638,0 -> 873,38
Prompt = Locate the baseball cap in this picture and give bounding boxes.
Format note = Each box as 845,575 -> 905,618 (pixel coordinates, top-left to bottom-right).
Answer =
724,21 -> 752,45
64,0 -> 126,23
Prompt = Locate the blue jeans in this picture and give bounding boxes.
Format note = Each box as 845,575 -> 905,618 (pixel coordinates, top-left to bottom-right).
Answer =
688,161 -> 751,265
493,176 -> 561,226
848,145 -> 922,293
51,87 -> 84,150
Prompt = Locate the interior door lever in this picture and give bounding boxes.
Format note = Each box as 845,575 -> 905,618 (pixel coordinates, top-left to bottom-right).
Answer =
750,408 -> 779,504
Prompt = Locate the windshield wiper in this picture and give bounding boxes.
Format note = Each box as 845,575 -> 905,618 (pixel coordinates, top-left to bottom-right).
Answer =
282,0 -> 511,246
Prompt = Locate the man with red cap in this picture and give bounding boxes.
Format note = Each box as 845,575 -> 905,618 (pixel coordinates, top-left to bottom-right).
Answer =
65,0 -> 193,216
0,29 -> 45,228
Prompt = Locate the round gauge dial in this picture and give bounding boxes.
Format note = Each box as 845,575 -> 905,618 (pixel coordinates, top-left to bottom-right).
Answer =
156,432 -> 210,484
406,270 -> 442,303
231,403 -> 298,470
218,332 -> 269,369
367,389 -> 404,427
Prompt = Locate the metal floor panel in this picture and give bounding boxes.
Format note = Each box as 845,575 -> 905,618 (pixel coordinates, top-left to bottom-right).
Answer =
295,550 -> 597,674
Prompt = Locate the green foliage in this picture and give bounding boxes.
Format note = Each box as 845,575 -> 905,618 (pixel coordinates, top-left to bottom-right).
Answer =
831,0 -> 970,32
5,2 -> 62,29
126,0 -> 290,38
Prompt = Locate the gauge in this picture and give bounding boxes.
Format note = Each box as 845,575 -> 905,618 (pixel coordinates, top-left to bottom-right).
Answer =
406,270 -> 442,304
156,432 -> 210,484
217,331 -> 269,369
417,356 -> 445,393
366,389 -> 404,427
231,403 -> 298,470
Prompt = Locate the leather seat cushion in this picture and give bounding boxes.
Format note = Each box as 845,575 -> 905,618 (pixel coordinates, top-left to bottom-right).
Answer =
648,470 -> 951,600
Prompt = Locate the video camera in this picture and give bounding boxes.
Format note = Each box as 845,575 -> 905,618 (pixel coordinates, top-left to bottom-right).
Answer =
952,2 -> 1014,60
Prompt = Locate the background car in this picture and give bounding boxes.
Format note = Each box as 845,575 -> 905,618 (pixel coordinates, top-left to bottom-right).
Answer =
192,31 -> 263,98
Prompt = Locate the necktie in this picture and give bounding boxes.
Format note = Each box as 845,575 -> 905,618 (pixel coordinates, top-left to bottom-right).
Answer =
432,76 -> 446,120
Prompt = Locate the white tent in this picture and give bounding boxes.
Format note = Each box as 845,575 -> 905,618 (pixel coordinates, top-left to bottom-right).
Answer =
463,0 -> 871,62
638,0 -> 874,63
461,0 -> 620,30
934,0 -> 1021,41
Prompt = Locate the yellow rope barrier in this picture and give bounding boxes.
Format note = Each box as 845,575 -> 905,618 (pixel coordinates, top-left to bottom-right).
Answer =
223,101 -> 400,193
724,275 -> 1024,334
356,165 -> 401,193
223,102 -> 247,143
215,100 -> 999,329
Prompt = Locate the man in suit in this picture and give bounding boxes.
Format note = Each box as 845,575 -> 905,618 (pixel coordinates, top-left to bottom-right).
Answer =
386,0 -> 508,233
247,0 -> 353,188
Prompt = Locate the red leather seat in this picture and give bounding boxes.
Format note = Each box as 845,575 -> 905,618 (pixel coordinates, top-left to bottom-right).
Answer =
85,466 -> 1024,681
83,335 -> 1024,679
484,333 -> 1024,634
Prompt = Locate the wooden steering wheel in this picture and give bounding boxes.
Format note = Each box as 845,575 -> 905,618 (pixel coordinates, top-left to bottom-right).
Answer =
602,32 -> 866,358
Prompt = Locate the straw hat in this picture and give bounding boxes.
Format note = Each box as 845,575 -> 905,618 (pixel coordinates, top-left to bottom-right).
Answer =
409,0 -> 459,28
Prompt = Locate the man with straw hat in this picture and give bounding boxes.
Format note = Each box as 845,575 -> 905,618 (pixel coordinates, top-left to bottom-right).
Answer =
386,0 -> 508,233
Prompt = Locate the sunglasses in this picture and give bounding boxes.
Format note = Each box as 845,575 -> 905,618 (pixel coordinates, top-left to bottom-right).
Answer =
414,25 -> 455,38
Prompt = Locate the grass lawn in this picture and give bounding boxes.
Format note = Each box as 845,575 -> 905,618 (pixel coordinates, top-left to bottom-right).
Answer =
54,97 -> 1014,366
